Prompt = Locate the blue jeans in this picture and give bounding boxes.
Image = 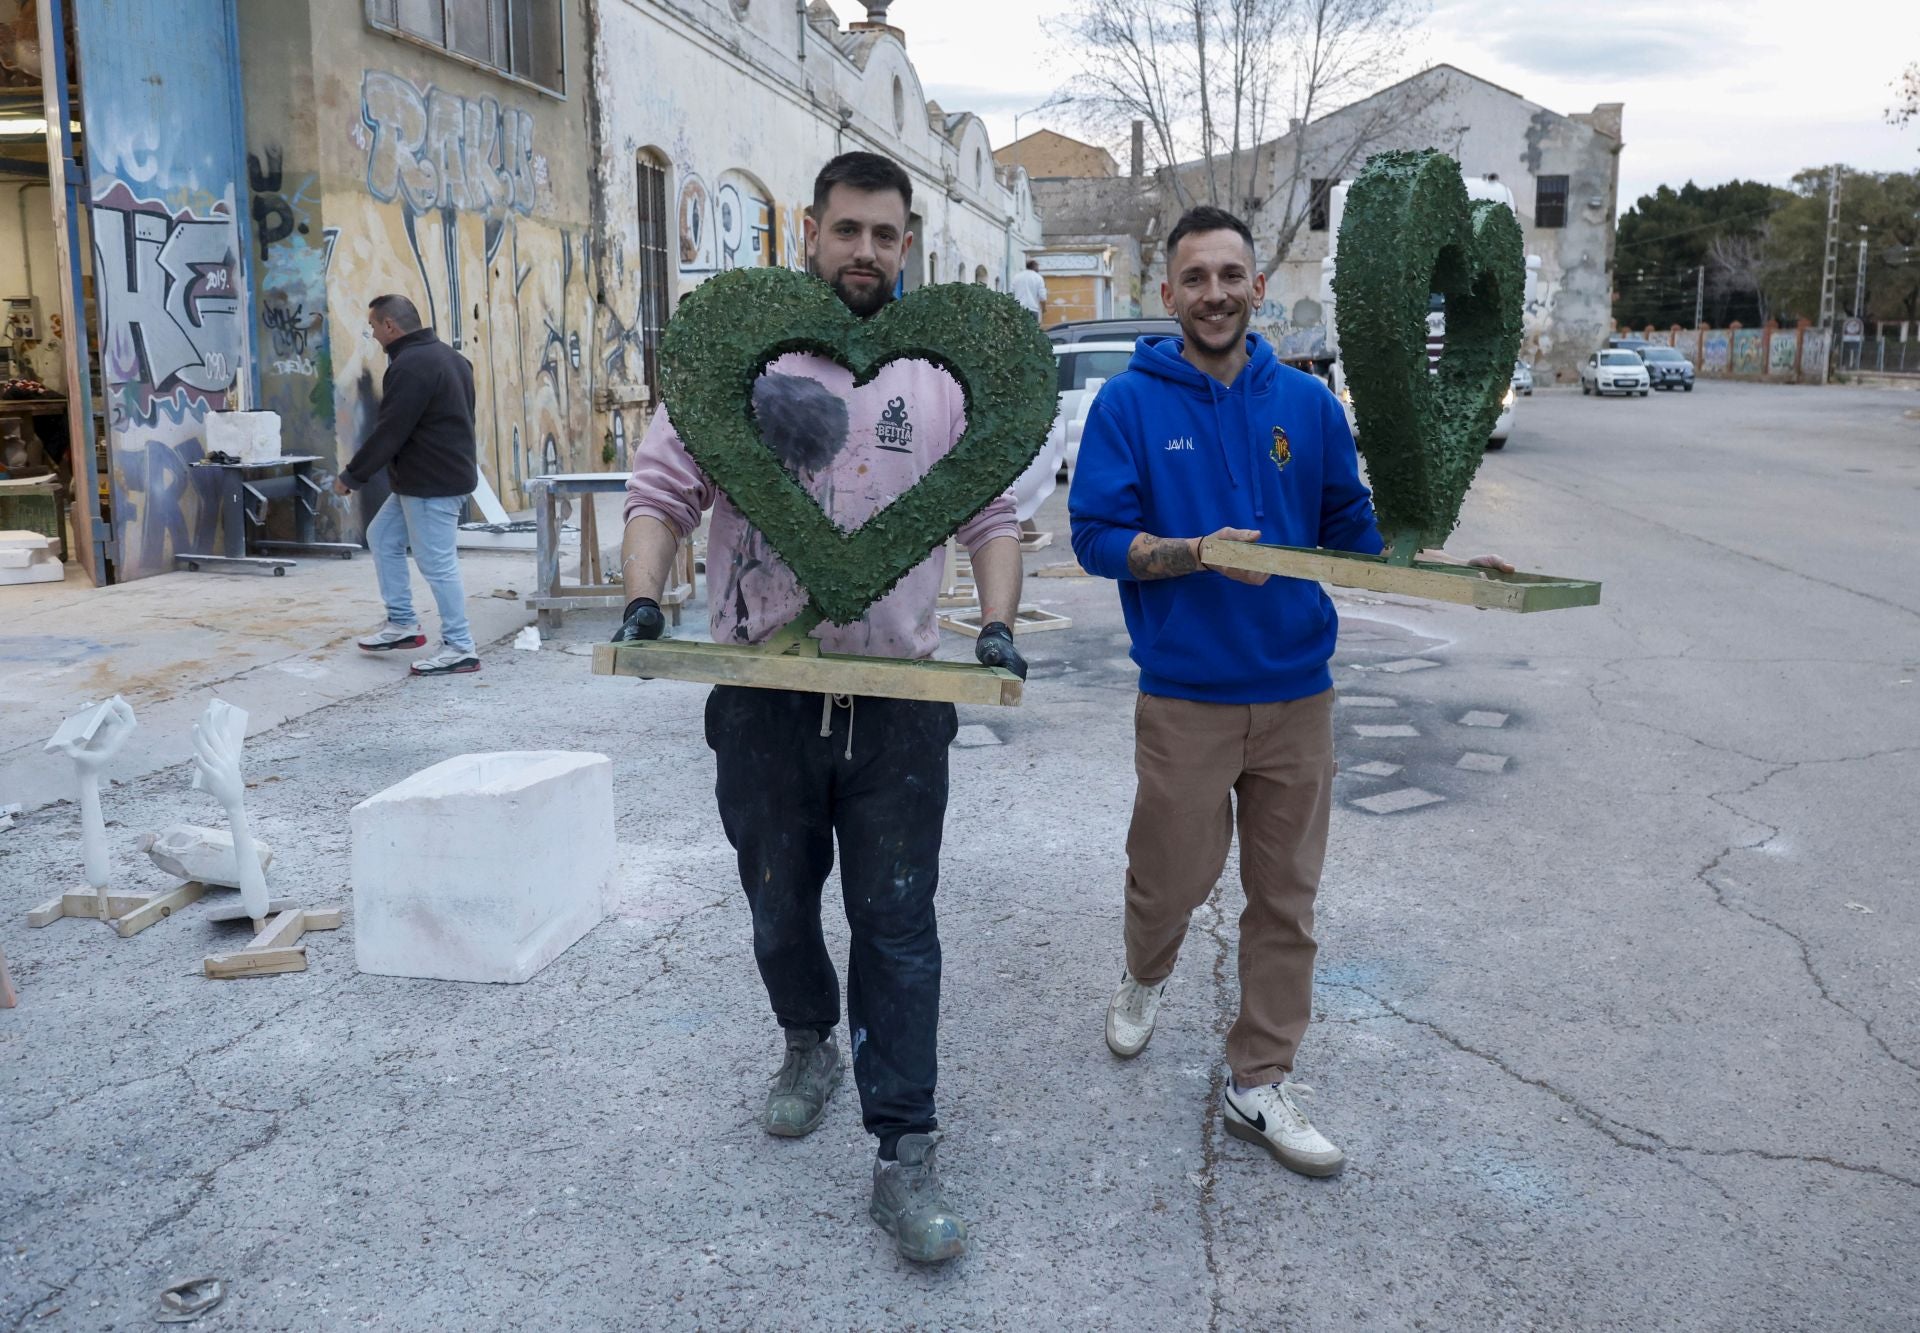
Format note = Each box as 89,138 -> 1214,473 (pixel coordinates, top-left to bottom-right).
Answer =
366,494 -> 474,653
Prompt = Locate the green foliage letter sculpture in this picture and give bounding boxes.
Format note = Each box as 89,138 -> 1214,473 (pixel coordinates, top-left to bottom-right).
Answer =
1331,150 -> 1526,559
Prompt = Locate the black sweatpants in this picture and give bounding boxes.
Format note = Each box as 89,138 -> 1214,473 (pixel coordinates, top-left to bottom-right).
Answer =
705,685 -> 958,1148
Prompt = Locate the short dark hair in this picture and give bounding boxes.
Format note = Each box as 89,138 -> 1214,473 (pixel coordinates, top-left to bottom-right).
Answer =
1026,259 -> 1039,270
368,294 -> 422,331
812,152 -> 913,221
1165,206 -> 1255,266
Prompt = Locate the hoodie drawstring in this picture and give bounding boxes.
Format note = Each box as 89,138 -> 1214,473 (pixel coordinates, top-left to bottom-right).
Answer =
818,692 -> 855,761
1207,378 -> 1239,494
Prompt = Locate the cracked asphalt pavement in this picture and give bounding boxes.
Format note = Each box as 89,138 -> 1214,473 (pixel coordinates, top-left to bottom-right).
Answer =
3,381 -> 1917,1329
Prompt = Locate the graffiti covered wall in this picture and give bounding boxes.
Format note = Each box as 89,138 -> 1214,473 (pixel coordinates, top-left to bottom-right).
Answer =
77,0 -> 252,579
328,69 -> 592,514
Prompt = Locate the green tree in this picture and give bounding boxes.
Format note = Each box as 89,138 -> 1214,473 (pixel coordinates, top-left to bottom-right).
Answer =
1764,168 -> 1920,325
1612,180 -> 1787,329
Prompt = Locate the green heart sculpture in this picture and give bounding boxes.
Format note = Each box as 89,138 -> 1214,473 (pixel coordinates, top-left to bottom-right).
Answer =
661,267 -> 1057,626
1331,149 -> 1525,560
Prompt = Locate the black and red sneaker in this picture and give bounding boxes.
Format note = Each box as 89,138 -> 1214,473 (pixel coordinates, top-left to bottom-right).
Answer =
409,644 -> 480,676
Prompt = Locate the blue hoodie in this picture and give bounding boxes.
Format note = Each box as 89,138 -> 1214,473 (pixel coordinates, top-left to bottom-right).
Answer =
1069,332 -> 1382,704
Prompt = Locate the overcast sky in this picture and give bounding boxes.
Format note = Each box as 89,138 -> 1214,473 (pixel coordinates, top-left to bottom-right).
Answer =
831,0 -> 1920,209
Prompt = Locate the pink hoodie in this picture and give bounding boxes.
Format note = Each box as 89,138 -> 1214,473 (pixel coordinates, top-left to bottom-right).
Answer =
625,351 -> 1019,660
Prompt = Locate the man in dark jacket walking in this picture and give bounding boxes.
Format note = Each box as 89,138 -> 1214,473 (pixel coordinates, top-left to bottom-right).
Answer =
334,294 -> 481,675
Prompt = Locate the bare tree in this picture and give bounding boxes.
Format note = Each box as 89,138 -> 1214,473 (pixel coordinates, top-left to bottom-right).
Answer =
1047,0 -> 1431,276
1890,62 -> 1920,136
1708,229 -> 1773,326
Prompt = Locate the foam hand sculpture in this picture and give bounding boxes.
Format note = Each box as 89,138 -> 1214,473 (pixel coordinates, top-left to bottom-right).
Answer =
191,699 -> 269,924
43,695 -> 138,925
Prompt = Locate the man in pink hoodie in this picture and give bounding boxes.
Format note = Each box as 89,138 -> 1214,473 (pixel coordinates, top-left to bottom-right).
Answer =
617,152 -> 1026,1264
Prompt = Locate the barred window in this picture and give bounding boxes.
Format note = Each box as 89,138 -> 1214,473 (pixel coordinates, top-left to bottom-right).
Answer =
368,0 -> 565,95
1308,178 -> 1332,232
1535,175 -> 1569,229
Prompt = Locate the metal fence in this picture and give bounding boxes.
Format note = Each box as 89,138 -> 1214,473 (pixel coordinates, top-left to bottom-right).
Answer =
1840,337 -> 1919,374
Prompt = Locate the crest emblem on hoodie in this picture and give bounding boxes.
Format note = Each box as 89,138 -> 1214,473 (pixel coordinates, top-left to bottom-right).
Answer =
874,396 -> 914,453
1271,425 -> 1291,471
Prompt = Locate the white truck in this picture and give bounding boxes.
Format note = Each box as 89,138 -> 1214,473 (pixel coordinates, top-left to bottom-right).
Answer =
1317,177 -> 1540,450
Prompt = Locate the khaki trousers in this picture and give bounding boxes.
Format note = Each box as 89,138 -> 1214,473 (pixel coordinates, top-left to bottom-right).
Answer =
1123,689 -> 1336,1087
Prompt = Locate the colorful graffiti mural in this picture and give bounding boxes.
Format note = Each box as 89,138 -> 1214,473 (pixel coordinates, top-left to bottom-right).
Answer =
1767,329 -> 1798,375
1701,331 -> 1731,373
333,71 -> 590,514
361,70 -> 540,217
678,169 -> 777,274
1731,329 -> 1764,377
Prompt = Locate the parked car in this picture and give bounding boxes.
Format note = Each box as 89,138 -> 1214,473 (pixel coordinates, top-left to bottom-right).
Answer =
1582,349 -> 1650,396
1606,335 -> 1653,352
1637,345 -> 1695,391
1047,341 -> 1135,476
1047,318 -> 1181,346
1512,360 -> 1534,395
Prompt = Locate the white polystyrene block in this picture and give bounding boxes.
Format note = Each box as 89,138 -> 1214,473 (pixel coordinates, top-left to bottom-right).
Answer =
204,410 -> 281,464
0,531 -> 59,584
351,751 -> 613,983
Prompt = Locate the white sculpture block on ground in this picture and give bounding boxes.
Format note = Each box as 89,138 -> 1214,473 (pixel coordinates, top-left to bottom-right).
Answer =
0,531 -> 63,585
351,752 -> 614,984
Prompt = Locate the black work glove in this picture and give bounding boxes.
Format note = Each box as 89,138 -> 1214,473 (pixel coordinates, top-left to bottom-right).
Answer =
612,597 -> 665,643
974,622 -> 1028,680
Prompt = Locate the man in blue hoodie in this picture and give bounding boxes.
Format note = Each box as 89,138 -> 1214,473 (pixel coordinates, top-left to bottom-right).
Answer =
1070,205 -> 1498,1177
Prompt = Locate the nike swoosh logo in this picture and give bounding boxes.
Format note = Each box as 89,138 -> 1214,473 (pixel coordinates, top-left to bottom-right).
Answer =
1226,1092 -> 1266,1133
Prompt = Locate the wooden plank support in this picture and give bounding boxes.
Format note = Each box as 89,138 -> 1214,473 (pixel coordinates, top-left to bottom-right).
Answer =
28,886 -> 207,935
112,881 -> 208,938
0,942 -> 15,1008
939,604 -> 1074,638
593,640 -> 1023,707
1198,538 -> 1602,614
203,906 -> 345,981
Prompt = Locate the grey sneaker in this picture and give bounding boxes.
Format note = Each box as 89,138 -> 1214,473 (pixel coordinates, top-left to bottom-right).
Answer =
762,1030 -> 842,1137
409,643 -> 480,675
357,622 -> 425,652
870,1131 -> 968,1263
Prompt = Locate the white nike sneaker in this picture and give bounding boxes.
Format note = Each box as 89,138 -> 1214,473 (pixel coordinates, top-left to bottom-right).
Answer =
1221,1080 -> 1345,1177
1105,971 -> 1168,1058
356,622 -> 425,652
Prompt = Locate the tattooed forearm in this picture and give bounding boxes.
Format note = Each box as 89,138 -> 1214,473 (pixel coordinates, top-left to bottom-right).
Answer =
1127,533 -> 1203,580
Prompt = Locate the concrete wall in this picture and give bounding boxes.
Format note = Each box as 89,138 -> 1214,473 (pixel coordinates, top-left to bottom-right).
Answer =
238,0 -> 596,534
1634,323 -> 1830,384
591,0 -> 1042,468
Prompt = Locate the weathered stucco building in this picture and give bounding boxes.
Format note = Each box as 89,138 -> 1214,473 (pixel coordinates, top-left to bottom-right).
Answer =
6,0 -> 1034,584
1160,66 -> 1623,382
996,124 -> 1161,328
591,0 -> 1043,466
240,0 -> 597,536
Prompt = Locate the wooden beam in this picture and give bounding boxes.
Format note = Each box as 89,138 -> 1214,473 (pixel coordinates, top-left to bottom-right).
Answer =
939,605 -> 1074,638
111,881 -> 208,938
1198,539 -> 1602,614
202,906 -> 345,980
203,946 -> 309,979
0,942 -> 15,1008
593,640 -> 1023,707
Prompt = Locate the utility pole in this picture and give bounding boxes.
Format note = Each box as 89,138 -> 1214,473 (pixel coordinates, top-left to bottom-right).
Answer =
1694,264 -> 1705,327
1816,166 -> 1841,330
1853,225 -> 1869,318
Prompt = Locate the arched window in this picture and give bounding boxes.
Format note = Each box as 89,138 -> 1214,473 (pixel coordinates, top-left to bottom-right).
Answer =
892,76 -> 905,132
973,264 -> 988,286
